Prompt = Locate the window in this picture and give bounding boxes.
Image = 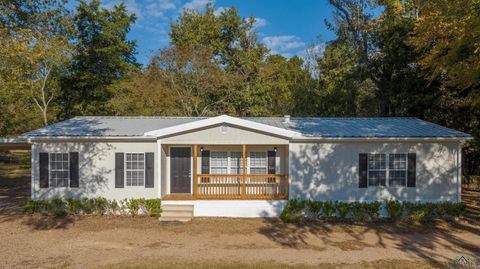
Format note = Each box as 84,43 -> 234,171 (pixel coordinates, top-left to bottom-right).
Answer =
50,153 -> 69,187
210,151 -> 228,174
367,153 -> 408,187
250,152 -> 267,174
389,153 -> 407,187
230,152 -> 242,174
368,154 -> 386,186
125,153 -> 145,186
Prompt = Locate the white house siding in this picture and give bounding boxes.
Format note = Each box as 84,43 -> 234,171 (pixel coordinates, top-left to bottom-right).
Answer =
160,125 -> 289,145
289,141 -> 461,203
162,200 -> 287,217
32,141 -> 159,200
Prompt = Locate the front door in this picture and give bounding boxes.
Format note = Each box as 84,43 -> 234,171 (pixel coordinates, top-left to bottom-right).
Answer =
170,147 -> 191,193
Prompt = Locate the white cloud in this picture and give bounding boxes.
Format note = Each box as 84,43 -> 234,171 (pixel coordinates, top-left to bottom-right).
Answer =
253,17 -> 267,28
262,35 -> 306,56
103,0 -> 178,19
213,6 -> 226,16
305,43 -> 325,56
183,0 -> 212,10
144,0 -> 176,17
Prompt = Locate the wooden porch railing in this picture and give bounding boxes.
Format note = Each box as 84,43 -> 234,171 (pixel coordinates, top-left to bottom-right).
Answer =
194,174 -> 289,200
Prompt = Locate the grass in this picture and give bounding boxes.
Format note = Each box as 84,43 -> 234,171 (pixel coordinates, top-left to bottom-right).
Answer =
98,259 -> 443,269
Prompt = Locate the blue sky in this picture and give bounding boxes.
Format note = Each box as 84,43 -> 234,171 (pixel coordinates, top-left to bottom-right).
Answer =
99,0 -> 337,65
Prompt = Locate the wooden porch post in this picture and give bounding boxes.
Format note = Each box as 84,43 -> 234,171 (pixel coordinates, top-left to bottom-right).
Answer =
242,144 -> 246,198
193,144 -> 198,198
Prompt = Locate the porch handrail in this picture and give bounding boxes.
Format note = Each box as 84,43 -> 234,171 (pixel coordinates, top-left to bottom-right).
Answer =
194,174 -> 289,200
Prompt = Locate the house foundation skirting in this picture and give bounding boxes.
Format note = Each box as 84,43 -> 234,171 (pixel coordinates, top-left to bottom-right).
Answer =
161,200 -> 288,218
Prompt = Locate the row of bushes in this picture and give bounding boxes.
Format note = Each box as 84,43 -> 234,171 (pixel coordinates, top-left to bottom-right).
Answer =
281,200 -> 467,223
23,198 -> 162,217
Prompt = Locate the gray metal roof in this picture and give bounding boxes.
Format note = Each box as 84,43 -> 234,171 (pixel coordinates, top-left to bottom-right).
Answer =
23,116 -> 471,138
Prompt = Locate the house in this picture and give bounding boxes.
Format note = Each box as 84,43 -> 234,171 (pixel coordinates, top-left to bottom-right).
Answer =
3,115 -> 472,217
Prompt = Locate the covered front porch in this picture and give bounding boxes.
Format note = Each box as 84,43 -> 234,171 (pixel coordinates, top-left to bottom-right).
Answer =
161,144 -> 289,200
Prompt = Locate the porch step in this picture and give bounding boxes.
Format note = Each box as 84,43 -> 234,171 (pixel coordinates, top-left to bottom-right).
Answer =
159,204 -> 194,222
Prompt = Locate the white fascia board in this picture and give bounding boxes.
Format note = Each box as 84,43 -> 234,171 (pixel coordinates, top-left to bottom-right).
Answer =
291,136 -> 472,143
144,114 -> 301,138
28,136 -> 157,142
0,137 -> 30,143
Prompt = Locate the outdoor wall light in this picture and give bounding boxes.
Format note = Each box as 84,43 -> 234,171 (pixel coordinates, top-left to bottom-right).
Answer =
200,147 -> 204,152
274,147 -> 277,152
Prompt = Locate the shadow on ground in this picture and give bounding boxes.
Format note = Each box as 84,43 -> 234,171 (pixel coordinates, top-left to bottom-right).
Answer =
0,160 -> 79,230
259,197 -> 480,267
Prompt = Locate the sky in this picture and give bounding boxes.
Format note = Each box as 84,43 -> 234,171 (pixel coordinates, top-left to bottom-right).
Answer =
97,0 -> 337,65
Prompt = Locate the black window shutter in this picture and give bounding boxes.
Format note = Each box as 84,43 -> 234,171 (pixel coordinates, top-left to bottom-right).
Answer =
145,152 -> 154,188
115,153 -> 124,188
69,152 -> 79,188
39,153 -> 49,188
407,153 -> 416,187
359,153 -> 368,188
201,150 -> 210,174
268,151 -> 276,174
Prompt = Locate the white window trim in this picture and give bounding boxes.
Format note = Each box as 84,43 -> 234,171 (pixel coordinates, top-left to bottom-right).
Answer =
248,151 -> 268,175
124,152 -> 146,187
49,152 -> 70,188
208,151 -> 271,175
388,153 -> 408,187
367,153 -> 408,188
209,151 -> 229,175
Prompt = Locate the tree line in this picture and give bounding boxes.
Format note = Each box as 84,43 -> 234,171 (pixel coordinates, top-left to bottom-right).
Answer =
0,0 -> 479,175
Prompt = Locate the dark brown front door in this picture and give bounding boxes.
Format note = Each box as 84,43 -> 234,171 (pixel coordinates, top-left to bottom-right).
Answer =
170,147 -> 191,194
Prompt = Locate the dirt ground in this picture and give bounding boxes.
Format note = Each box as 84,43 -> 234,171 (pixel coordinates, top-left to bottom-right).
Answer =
0,161 -> 479,269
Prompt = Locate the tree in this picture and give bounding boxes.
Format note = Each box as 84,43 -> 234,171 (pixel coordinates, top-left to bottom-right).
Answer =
370,0 -> 433,117
169,5 -> 269,116
325,0 -> 374,66
59,0 -> 138,118
29,35 -> 70,126
0,0 -> 72,36
111,47 -> 237,117
0,0 -> 71,135
315,0 -> 378,117
254,55 -> 317,116
409,0 -> 480,175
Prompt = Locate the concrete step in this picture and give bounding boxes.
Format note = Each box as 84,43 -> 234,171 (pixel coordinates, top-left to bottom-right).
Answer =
160,204 -> 194,222
161,204 -> 194,211
161,210 -> 193,218
159,215 -> 192,222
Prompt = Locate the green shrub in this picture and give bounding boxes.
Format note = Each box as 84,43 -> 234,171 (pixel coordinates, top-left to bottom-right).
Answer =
80,198 -> 94,214
50,198 -> 67,217
22,197 -> 163,218
91,197 -> 108,215
126,198 -> 141,216
65,198 -> 82,215
441,202 -> 466,218
323,201 -> 335,219
281,199 -> 305,223
403,202 -> 437,223
350,202 -> 367,222
305,200 -> 322,218
364,201 -> 382,221
385,200 -> 403,222
108,200 -> 119,215
22,199 -> 44,214
143,199 -> 162,217
335,201 -> 350,221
